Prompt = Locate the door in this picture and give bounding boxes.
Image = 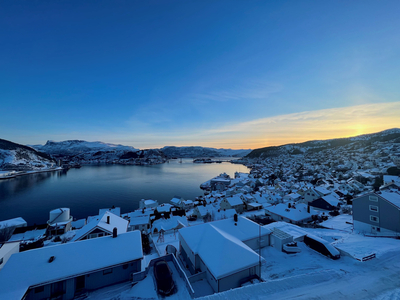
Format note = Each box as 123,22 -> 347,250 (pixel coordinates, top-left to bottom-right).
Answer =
75,275 -> 86,293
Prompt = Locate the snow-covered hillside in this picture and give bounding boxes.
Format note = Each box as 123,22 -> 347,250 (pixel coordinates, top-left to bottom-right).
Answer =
0,139 -> 56,171
162,146 -> 252,158
31,140 -> 167,165
32,140 -> 136,156
247,128 -> 400,158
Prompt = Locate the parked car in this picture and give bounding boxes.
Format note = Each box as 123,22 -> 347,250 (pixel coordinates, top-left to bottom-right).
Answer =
303,234 -> 340,259
187,215 -> 197,221
154,260 -> 175,295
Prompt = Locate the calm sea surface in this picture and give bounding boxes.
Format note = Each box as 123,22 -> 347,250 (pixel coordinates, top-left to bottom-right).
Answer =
0,159 -> 249,225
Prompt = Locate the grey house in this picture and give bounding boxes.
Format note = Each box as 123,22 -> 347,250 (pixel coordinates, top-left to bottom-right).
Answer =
0,231 -> 143,300
179,223 -> 262,293
353,191 -> 400,236
178,217 -> 268,293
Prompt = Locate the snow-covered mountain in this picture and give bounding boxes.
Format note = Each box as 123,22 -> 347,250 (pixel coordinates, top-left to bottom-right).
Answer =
31,140 -> 166,165
161,146 -> 252,158
247,128 -> 400,159
0,139 -> 56,171
32,140 -> 136,156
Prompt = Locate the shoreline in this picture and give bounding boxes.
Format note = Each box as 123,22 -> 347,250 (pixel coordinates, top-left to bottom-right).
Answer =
0,167 -> 63,180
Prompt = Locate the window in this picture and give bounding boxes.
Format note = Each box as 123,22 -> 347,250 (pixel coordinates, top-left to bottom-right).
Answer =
377,227 -> 381,232
370,215 -> 379,223
369,205 -> 378,212
369,195 -> 378,202
123,264 -> 129,270
34,286 -> 44,293
103,268 -> 113,275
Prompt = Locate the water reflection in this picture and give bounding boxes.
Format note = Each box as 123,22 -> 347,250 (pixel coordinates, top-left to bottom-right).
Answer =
0,160 -> 248,225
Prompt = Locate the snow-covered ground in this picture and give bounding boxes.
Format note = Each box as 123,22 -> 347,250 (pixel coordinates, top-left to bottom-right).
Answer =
84,227 -> 400,300
87,261 -> 191,300
320,214 -> 353,232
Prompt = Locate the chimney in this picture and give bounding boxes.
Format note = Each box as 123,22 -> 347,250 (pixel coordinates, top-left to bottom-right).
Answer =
307,205 -> 310,213
107,216 -> 110,224
113,227 -> 117,238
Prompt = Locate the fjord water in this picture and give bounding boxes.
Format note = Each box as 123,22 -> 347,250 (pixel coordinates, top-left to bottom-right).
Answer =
0,159 -> 248,225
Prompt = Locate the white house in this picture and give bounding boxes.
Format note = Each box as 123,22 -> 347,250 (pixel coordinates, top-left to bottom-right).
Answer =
70,211 -> 128,242
0,231 -> 143,300
220,196 -> 244,213
265,203 -> 316,225
128,215 -> 150,233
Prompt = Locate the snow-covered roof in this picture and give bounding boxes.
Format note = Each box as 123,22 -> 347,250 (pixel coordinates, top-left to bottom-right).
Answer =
152,216 -> 188,232
315,186 -> 331,196
306,233 -> 340,256
0,231 -> 142,300
71,211 -> 128,242
99,207 -> 121,217
321,195 -> 340,207
206,216 -> 271,242
9,229 -> 46,242
179,223 -> 261,279
0,217 -> 27,228
157,203 -> 173,213
129,209 -> 153,219
284,193 -> 302,199
170,197 -> 182,205
265,203 -> 316,222
195,204 -> 215,217
264,222 -> 307,240
145,199 -> 157,205
380,191 -> 400,208
226,196 -> 244,206
383,175 -> 400,185
129,215 -> 150,226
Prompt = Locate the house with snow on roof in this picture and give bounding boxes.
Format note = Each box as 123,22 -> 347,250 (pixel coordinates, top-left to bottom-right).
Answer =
0,231 -> 142,300
70,211 -> 128,242
193,204 -> 215,220
353,191 -> 400,236
283,192 -> 302,202
302,187 -> 331,204
178,217 -> 268,293
309,194 -> 341,211
128,214 -> 150,233
220,195 -> 244,213
265,202 -> 316,225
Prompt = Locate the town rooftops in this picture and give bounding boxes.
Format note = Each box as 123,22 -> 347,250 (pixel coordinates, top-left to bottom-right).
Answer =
0,231 -> 143,300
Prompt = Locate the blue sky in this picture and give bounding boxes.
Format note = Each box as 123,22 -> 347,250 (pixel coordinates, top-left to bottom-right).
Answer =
1,1 -> 399,149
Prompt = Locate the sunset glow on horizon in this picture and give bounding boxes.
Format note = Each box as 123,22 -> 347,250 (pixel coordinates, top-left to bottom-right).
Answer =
1,1 -> 399,149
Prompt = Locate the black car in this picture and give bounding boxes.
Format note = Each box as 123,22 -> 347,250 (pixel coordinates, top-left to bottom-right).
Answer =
154,260 -> 175,295
304,235 -> 340,260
